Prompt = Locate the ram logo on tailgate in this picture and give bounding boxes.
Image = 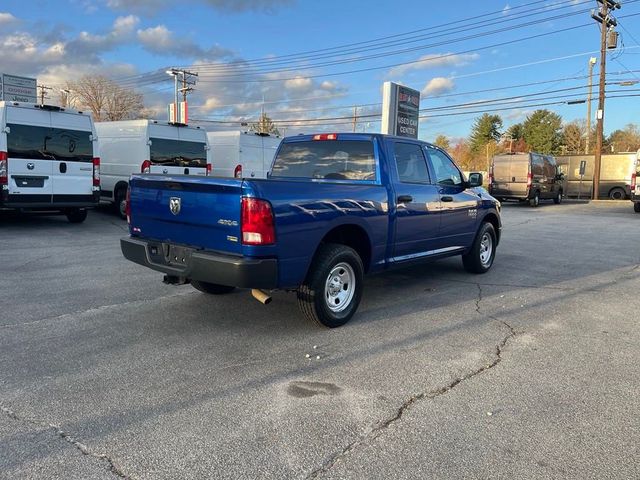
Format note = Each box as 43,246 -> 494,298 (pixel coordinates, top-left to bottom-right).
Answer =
169,197 -> 181,215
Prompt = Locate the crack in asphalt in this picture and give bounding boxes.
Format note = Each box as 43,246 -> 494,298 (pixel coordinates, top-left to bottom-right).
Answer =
0,405 -> 131,479
306,284 -> 517,479
442,277 -> 574,291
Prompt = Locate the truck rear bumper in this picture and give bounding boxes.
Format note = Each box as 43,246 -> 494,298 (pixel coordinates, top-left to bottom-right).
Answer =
121,237 -> 278,289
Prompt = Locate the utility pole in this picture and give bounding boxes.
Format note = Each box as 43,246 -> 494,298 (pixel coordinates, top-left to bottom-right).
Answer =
591,0 -> 620,200
585,56 -> 597,154
37,84 -> 52,105
352,106 -> 358,133
166,68 -> 198,122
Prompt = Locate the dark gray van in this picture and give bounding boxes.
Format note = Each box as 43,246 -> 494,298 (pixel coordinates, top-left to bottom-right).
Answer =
488,152 -> 563,207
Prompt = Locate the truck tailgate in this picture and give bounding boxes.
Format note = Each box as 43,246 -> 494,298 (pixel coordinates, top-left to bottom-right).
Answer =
128,175 -> 243,254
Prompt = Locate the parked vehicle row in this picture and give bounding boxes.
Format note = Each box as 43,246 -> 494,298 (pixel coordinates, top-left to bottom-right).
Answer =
631,157 -> 640,213
488,152 -> 564,207
121,133 -> 501,328
0,102 -> 281,221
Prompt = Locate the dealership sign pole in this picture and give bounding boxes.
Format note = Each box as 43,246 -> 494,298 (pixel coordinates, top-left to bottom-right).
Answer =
381,81 -> 420,139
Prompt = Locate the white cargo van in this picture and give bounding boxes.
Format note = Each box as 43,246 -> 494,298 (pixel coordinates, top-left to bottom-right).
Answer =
96,120 -> 211,217
0,101 -> 100,223
207,131 -> 281,179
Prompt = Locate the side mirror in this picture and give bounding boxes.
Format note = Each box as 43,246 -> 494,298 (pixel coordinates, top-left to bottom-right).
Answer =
468,172 -> 483,187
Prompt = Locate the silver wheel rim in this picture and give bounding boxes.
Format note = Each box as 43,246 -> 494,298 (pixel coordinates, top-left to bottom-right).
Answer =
479,233 -> 493,266
324,262 -> 356,313
119,199 -> 127,217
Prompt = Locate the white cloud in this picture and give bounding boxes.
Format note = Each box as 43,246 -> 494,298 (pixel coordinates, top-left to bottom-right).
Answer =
502,4 -> 511,15
388,53 -> 479,77
284,76 -> 313,91
137,25 -> 232,59
0,12 -> 18,25
422,77 -> 455,96
106,0 -> 294,14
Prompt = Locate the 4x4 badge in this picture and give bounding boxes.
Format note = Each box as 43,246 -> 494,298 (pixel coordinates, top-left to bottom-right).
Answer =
169,197 -> 181,215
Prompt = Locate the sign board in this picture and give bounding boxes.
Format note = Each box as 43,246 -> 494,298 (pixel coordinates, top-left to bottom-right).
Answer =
168,101 -> 188,124
579,160 -> 587,176
381,81 -> 420,138
0,73 -> 37,103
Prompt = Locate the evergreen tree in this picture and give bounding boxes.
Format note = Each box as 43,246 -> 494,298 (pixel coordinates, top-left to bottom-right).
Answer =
469,114 -> 503,154
522,109 -> 563,154
433,134 -> 450,151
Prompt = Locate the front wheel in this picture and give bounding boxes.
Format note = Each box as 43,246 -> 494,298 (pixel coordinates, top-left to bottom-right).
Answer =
191,280 -> 235,294
65,208 -> 88,223
297,243 -> 364,328
115,188 -> 127,219
462,222 -> 497,274
553,190 -> 562,204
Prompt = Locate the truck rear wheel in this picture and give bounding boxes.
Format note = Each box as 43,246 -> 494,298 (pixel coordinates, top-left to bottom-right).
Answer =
529,192 -> 540,207
609,187 -> 625,200
634,202 -> 640,213
462,222 -> 497,274
191,280 -> 235,294
65,208 -> 88,223
297,243 -> 363,328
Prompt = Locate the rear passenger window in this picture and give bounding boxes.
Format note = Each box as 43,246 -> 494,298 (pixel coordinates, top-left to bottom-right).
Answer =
271,140 -> 376,181
394,143 -> 430,183
7,123 -> 93,162
149,138 -> 207,168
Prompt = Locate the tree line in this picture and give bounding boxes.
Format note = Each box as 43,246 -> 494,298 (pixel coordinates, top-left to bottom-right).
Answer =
434,110 -> 640,172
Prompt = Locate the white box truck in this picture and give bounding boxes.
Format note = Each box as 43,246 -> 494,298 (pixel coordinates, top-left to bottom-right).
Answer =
96,120 -> 211,217
0,101 -> 100,223
207,131 -> 281,179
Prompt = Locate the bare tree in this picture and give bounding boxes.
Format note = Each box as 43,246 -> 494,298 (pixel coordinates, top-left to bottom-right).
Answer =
250,112 -> 280,136
65,75 -> 144,121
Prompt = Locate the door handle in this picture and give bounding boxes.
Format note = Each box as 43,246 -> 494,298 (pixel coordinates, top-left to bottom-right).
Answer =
397,195 -> 413,203
59,162 -> 67,173
441,196 -> 453,202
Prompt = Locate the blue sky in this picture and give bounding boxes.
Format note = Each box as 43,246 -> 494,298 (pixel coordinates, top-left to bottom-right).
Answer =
1,0 -> 639,141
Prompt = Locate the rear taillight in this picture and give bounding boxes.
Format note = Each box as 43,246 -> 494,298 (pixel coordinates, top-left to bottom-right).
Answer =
234,164 -> 242,178
632,172 -> 637,192
312,133 -> 338,141
141,160 -> 151,173
527,172 -> 533,188
241,197 -> 275,246
206,164 -> 212,176
92,157 -> 100,187
0,151 -> 7,185
125,187 -> 131,224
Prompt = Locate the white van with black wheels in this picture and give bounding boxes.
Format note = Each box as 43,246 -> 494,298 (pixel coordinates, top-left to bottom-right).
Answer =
0,101 -> 100,223
207,131 -> 281,179
96,120 -> 211,217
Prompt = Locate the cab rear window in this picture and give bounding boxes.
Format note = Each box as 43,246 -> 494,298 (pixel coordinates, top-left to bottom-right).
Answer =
149,138 -> 207,168
7,123 -> 93,162
271,140 -> 376,181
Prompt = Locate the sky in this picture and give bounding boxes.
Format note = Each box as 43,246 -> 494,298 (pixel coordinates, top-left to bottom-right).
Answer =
1,0 -> 639,142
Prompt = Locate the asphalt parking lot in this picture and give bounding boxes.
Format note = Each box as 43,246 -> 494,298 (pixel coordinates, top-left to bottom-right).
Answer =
1,201 -> 638,480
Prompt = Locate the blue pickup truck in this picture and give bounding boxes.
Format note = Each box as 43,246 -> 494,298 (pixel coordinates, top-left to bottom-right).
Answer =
121,133 -> 502,327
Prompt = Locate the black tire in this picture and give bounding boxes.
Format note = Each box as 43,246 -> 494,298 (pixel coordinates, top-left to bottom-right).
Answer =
529,192 -> 540,207
65,208 -> 88,223
297,243 -> 364,328
634,202 -> 640,213
609,188 -> 625,200
114,187 -> 127,219
553,190 -> 562,204
462,222 -> 497,274
191,280 -> 235,294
